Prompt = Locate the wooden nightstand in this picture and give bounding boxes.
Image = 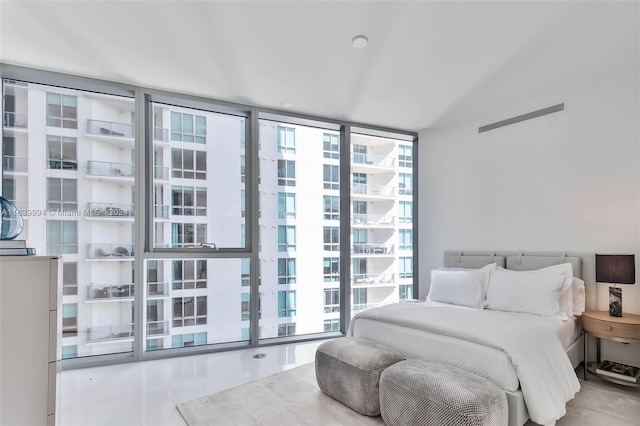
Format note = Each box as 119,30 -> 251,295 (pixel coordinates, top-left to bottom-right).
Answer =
582,310 -> 640,386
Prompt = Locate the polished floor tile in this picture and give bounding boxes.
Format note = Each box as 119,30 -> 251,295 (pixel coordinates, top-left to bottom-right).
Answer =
60,341 -> 324,426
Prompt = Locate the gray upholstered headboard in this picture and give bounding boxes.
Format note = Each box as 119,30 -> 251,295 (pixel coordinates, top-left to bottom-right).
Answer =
444,251 -> 583,279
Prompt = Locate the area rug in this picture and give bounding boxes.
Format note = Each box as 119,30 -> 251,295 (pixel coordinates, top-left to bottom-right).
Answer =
176,362 -> 384,426
177,363 -> 640,426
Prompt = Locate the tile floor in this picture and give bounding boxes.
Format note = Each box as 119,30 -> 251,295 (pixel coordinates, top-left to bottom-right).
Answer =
59,340 -> 324,426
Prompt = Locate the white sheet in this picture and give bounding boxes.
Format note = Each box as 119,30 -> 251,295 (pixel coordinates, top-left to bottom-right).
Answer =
347,302 -> 581,426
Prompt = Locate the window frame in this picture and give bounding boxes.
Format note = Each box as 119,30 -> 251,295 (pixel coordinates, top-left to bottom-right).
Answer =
278,258 -> 296,284
277,126 -> 296,154
277,290 -> 296,318
46,177 -> 78,212
47,135 -> 77,170
277,159 -> 296,187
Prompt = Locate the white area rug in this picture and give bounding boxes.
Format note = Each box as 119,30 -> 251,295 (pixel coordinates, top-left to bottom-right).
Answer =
177,363 -> 640,426
176,362 -> 384,426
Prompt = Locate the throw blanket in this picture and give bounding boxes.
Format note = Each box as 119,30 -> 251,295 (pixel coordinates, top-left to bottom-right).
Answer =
348,303 -> 580,426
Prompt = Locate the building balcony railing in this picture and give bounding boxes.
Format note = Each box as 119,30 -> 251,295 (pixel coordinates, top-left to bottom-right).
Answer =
154,127 -> 169,142
87,160 -> 134,178
86,202 -> 134,218
352,153 -> 395,168
2,155 -> 28,173
154,166 -> 170,181
147,282 -> 170,297
87,283 -> 134,300
87,324 -> 134,342
352,303 -> 380,314
352,243 -> 394,255
87,243 -> 134,259
352,273 -> 395,286
3,111 -> 28,129
63,284 -> 78,296
352,184 -> 395,197
154,205 -> 170,219
87,119 -> 134,138
352,213 -> 395,227
147,320 -> 170,336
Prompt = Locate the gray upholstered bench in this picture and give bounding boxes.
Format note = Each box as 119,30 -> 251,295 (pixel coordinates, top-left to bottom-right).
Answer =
315,337 -> 404,416
380,359 -> 508,426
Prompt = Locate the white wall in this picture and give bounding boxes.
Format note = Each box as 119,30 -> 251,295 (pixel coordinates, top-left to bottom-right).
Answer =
418,66 -> 639,364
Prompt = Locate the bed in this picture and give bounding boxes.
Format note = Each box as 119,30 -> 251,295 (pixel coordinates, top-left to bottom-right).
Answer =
347,251 -> 585,426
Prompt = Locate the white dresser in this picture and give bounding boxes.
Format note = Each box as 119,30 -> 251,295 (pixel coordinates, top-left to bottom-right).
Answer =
0,256 -> 62,426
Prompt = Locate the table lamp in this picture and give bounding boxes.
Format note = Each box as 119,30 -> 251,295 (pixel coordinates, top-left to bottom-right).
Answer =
595,254 -> 635,317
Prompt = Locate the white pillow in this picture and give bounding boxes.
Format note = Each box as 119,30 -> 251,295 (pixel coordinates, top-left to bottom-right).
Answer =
486,270 -> 569,318
428,269 -> 491,309
499,263 -> 574,319
572,277 -> 585,316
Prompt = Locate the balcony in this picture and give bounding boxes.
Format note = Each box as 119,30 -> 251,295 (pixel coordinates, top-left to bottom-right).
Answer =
352,303 -> 380,315
87,324 -> 134,343
352,153 -> 395,169
87,119 -> 134,139
87,243 -> 134,260
352,273 -> 395,287
352,213 -> 395,227
3,112 -> 28,129
154,127 -> 170,143
87,283 -> 134,301
2,155 -> 28,174
147,282 -> 170,297
352,183 -> 395,198
154,165 -> 170,181
154,205 -> 170,219
86,160 -> 134,183
86,202 -> 134,220
352,243 -> 394,256
147,320 -> 170,336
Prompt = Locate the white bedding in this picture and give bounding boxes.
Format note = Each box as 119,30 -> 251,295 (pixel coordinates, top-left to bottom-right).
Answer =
347,302 -> 581,426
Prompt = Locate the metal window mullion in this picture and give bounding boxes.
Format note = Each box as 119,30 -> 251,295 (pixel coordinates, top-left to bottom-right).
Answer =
133,89 -> 151,360
339,124 -> 351,334
248,108 -> 260,346
412,135 -> 419,299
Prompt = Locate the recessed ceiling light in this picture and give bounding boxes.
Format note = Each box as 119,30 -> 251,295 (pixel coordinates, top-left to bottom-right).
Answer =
352,35 -> 368,48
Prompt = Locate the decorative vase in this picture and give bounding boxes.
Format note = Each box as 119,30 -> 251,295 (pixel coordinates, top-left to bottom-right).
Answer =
0,196 -> 24,240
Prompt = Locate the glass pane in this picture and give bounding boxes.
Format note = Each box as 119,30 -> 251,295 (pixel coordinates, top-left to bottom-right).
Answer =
259,118 -> 340,338
6,81 -> 136,358
153,103 -> 245,248
144,258 -> 250,349
350,131 -> 414,315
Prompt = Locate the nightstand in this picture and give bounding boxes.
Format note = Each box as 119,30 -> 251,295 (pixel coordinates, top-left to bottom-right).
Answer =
582,310 -> 640,386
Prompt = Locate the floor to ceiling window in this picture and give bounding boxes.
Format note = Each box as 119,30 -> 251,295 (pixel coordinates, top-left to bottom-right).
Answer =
258,118 -> 343,338
1,67 -> 417,366
145,99 -> 249,351
1,80 -> 136,359
350,131 -> 416,313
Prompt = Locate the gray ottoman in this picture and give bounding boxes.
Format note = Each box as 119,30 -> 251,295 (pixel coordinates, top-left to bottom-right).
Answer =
380,360 -> 508,426
315,337 -> 404,416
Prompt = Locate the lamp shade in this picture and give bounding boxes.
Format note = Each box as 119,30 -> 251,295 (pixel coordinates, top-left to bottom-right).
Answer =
595,254 -> 635,284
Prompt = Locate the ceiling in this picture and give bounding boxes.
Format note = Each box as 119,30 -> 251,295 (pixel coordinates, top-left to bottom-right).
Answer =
0,1 -> 638,131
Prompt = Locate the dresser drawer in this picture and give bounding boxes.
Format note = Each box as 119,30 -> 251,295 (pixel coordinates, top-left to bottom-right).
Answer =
583,316 -> 640,343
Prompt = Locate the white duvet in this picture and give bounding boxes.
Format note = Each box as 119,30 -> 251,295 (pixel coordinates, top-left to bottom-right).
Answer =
347,303 -> 580,426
